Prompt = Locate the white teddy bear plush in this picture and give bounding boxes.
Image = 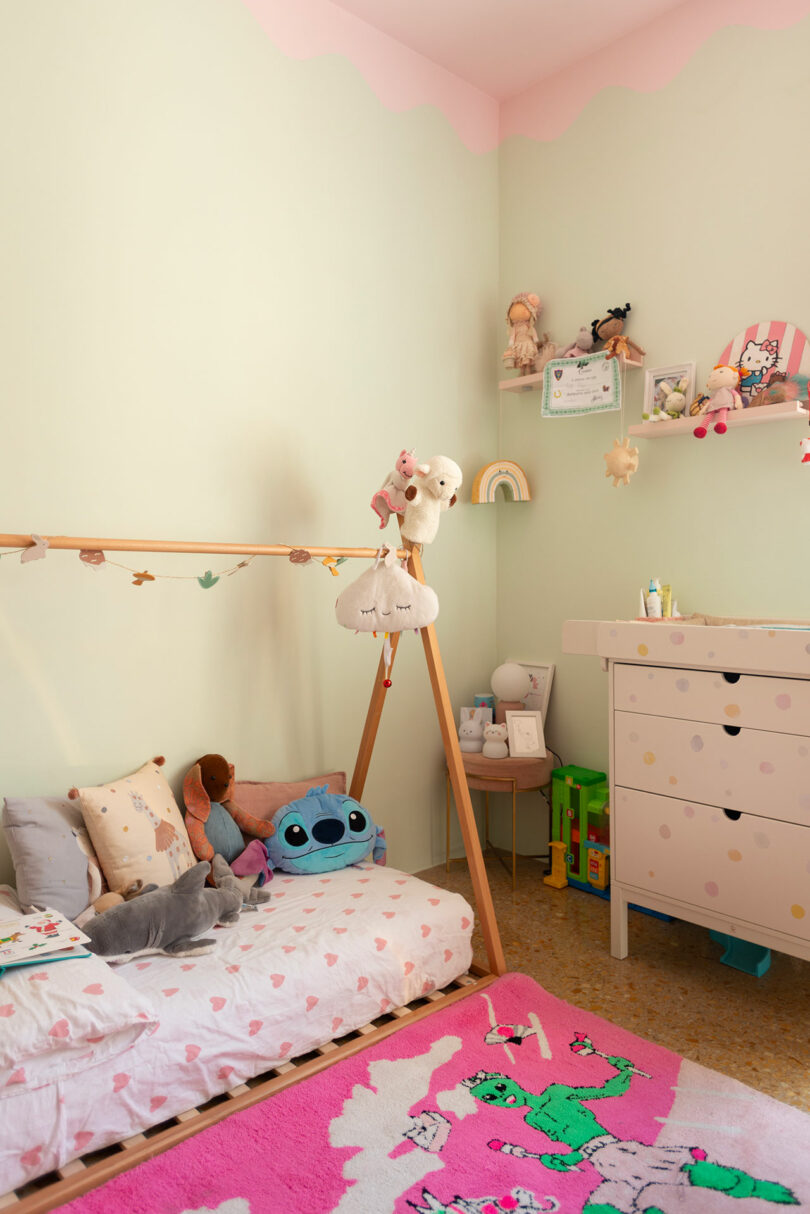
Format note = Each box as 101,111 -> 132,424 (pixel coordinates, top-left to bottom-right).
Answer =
482,722 -> 509,760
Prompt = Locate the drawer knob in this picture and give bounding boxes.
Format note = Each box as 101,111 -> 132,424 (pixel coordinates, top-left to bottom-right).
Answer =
722,672 -> 741,684
723,725 -> 741,736
723,809 -> 742,821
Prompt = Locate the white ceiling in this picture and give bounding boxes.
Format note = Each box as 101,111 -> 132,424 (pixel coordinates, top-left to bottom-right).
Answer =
331,0 -> 688,99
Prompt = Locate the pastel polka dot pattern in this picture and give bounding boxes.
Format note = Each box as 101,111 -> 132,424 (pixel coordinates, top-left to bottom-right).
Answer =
724,704 -> 740,718
669,631 -> 685,645
704,882 -> 719,897
658,824 -> 671,839
637,643 -> 649,656
690,735 -> 704,752
775,694 -> 791,710
643,752 -> 656,766
790,905 -> 805,920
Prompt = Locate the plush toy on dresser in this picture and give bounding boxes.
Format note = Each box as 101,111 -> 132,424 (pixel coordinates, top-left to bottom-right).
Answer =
693,364 -> 743,437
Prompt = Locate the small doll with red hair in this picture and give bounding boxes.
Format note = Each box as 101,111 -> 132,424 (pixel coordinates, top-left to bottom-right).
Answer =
693,364 -> 743,438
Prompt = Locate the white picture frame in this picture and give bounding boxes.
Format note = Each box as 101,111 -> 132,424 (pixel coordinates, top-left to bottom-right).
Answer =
642,362 -> 696,420
507,660 -> 555,723
506,710 -> 546,758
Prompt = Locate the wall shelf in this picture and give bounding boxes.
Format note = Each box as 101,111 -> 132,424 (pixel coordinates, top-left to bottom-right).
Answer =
628,400 -> 809,438
499,352 -> 643,394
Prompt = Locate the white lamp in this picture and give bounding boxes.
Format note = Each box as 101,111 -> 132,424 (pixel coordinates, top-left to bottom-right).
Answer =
491,662 -> 530,725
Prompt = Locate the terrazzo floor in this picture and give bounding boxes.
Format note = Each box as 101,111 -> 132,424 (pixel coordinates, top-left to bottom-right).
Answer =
416,852 -> 810,1114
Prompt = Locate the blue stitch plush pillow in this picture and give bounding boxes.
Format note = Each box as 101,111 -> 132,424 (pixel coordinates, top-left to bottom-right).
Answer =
263,787 -> 386,875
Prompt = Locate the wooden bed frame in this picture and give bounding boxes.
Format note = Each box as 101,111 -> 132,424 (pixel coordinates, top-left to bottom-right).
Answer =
0,531 -> 506,1212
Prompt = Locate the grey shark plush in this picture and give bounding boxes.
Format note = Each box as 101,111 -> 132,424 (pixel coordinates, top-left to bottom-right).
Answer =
83,860 -> 242,959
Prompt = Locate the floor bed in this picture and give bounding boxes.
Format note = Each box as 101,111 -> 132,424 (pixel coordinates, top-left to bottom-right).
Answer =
0,862 -> 477,1209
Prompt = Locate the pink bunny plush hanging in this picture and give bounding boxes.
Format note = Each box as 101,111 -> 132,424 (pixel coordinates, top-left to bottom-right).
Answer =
370,448 -> 418,529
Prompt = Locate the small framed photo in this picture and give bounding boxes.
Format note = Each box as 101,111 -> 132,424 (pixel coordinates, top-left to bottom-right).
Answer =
507,660 -> 555,723
506,710 -> 546,759
458,705 -> 492,729
642,362 -> 696,420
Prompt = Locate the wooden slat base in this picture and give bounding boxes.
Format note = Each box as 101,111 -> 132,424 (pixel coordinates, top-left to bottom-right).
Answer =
5,971 -> 495,1214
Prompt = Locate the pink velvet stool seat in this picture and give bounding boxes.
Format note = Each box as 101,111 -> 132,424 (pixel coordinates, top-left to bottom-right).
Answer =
446,753 -> 554,889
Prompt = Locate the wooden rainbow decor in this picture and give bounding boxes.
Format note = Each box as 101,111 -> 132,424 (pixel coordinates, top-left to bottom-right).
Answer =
471,461 -> 531,504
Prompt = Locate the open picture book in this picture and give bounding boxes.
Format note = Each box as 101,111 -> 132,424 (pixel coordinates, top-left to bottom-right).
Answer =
0,908 -> 90,974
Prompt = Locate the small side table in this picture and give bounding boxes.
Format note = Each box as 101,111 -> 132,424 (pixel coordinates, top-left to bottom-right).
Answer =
446,753 -> 554,889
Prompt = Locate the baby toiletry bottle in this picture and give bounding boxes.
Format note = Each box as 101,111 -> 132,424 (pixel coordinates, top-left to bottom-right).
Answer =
646,578 -> 662,619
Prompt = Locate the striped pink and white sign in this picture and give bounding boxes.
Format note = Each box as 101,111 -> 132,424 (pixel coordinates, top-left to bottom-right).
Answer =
719,320 -> 810,403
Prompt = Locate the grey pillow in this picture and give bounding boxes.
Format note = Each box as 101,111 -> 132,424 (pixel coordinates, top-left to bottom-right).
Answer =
2,796 -> 100,919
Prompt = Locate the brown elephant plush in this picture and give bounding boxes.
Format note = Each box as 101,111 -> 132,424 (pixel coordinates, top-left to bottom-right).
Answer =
182,754 -> 274,904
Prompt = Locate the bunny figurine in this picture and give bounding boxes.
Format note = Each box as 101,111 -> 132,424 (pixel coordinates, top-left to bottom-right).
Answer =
482,722 -> 509,760
458,709 -> 484,754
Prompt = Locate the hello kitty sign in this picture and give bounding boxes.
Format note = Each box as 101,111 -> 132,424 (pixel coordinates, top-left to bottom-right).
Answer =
718,320 -> 810,406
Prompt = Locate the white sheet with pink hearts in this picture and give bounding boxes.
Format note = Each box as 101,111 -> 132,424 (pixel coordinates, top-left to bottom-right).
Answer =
0,941 -> 158,1096
0,864 -> 473,1193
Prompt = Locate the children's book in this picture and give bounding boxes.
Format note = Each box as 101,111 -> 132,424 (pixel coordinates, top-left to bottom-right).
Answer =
0,908 -> 90,975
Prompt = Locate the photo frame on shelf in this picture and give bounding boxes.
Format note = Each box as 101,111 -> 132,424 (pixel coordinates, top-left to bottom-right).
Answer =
508,660 -> 555,722
642,362 -> 696,420
506,710 -> 546,759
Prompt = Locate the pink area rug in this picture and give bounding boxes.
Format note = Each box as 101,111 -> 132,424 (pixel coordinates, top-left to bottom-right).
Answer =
56,972 -> 808,1213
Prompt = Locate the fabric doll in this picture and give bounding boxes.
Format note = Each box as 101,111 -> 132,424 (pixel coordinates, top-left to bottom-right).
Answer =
503,293 -> 542,376
693,364 -> 743,438
591,304 -> 645,362
370,448 -> 418,529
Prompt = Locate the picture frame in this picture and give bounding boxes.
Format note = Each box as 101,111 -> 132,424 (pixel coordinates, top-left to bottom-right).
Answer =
507,660 -> 555,723
506,710 -> 546,759
458,705 -> 493,729
642,362 -> 696,421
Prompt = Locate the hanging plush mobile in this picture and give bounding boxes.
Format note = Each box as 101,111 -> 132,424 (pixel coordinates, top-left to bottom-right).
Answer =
603,436 -> 639,487
335,548 -> 439,686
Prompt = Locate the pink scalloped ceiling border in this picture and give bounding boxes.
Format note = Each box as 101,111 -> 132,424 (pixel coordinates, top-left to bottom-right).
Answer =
501,0 -> 810,144
239,0 -> 499,154
240,0 -> 810,153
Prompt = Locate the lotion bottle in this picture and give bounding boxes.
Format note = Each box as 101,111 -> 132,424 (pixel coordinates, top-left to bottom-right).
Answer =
646,578 -> 662,619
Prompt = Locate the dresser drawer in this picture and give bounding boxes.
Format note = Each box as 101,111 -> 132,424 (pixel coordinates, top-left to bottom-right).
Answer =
614,663 -> 810,734
614,711 -> 810,825
613,787 -> 810,941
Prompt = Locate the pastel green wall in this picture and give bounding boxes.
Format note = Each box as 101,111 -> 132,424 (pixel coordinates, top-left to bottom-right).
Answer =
0,0 -> 500,882
497,19 -> 810,853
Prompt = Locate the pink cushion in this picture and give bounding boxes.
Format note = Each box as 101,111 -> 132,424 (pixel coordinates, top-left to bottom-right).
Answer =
232,772 -> 347,822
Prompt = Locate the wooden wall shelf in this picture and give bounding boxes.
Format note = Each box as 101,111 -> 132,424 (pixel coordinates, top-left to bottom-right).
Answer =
500,352 -> 643,394
628,400 -> 809,438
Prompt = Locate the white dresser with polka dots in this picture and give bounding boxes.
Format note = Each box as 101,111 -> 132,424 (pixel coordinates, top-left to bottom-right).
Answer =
563,618 -> 810,963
